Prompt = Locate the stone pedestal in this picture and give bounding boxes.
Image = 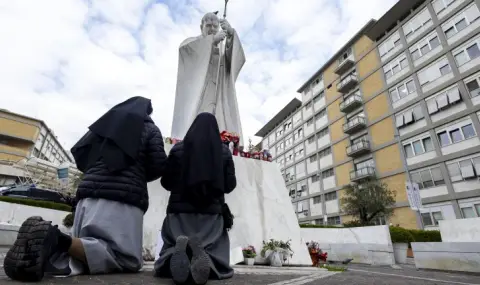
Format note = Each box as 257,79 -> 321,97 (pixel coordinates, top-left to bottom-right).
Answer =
143,144 -> 311,265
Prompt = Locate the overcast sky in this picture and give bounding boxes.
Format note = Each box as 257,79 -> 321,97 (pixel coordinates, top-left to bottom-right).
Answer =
0,0 -> 398,150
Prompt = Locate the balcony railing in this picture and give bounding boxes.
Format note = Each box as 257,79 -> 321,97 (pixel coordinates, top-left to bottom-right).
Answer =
343,117 -> 367,134
350,166 -> 376,182
340,95 -> 363,113
337,74 -> 358,93
346,140 -> 371,157
335,56 -> 355,75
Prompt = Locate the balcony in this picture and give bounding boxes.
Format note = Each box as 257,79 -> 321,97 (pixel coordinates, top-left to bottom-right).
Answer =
343,117 -> 367,135
350,166 -> 376,182
337,74 -> 358,93
340,95 -> 363,113
346,140 -> 371,157
335,56 -> 355,75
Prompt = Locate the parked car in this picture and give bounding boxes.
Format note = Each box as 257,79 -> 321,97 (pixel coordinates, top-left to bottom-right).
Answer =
0,185 -> 69,204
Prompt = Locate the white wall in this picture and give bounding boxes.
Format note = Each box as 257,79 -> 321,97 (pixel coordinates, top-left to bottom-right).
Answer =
300,225 -> 392,245
439,217 -> 480,242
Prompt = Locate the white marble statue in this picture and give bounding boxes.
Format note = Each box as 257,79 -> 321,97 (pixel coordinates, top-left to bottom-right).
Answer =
170,12 -> 245,145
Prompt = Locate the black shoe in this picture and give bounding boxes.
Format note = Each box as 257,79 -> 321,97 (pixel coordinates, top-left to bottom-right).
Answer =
189,236 -> 210,285
3,216 -> 59,282
170,235 -> 190,285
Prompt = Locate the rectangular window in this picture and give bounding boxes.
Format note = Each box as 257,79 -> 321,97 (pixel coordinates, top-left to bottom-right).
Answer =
417,56 -> 451,86
314,91 -> 325,103
421,213 -> 434,226
447,155 -> 480,182
311,174 -> 320,183
315,109 -> 327,120
318,147 -> 332,158
437,121 -> 477,147
309,154 -> 317,163
313,196 -> 322,204
403,136 -> 434,158
411,166 -> 445,189
378,31 -> 401,57
321,168 -> 334,178
383,53 -> 408,79
409,31 -> 441,60
390,79 -> 416,103
432,0 -> 457,15
402,7 -> 432,40
307,136 -> 315,144
461,207 -> 476,218
316,127 -> 329,139
325,192 -> 337,201
453,37 -> 480,67
442,3 -> 480,39
307,118 -> 314,126
426,86 -> 462,114
327,216 -> 341,225
465,73 -> 480,98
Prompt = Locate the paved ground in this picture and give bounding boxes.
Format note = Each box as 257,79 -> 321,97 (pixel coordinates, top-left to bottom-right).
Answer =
0,258 -> 479,285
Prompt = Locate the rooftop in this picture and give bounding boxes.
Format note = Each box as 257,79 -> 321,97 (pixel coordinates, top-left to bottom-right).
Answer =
255,98 -> 302,137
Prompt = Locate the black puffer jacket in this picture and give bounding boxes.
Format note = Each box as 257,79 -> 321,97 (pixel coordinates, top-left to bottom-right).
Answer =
161,142 -> 236,214
76,121 -> 167,212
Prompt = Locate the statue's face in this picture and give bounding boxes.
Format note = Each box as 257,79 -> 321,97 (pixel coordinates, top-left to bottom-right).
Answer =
201,16 -> 219,37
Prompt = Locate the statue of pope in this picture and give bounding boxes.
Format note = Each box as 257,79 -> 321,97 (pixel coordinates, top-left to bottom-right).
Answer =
170,12 -> 245,145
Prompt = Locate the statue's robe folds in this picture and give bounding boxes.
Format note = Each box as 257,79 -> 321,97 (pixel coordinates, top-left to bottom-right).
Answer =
170,31 -> 245,145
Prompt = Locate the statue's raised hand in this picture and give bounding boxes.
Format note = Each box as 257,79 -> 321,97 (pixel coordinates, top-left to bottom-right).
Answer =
213,30 -> 227,45
219,19 -> 234,36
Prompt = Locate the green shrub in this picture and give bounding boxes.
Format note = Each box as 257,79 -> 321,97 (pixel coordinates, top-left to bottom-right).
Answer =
0,196 -> 72,212
389,226 -> 414,243
299,224 -> 339,229
408,229 -> 442,243
342,220 -> 376,228
63,213 -> 74,228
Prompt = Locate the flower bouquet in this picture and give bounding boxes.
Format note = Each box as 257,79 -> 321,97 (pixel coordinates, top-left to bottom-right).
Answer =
306,241 -> 328,266
242,245 -> 257,266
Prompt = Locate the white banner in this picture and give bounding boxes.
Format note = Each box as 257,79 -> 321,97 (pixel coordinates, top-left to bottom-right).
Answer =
406,182 -> 423,211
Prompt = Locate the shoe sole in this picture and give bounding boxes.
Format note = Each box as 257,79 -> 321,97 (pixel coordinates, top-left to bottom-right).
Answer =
3,216 -> 57,282
170,236 -> 190,284
189,236 -> 210,285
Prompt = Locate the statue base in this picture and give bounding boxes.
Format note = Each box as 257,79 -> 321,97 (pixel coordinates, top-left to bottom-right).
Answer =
143,144 -> 310,265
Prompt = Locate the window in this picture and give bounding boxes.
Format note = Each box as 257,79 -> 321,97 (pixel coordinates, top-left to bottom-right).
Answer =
437,121 -> 477,147
421,211 -> 443,226
461,207 -> 476,218
305,101 -> 313,110
338,47 -> 352,63
284,121 -> 293,132
409,31 -> 441,61
403,136 -> 434,158
294,128 -> 303,141
318,147 -> 332,158
285,151 -> 294,163
355,159 -> 374,171
294,147 -> 304,158
395,105 -> 424,128
327,216 -> 341,225
417,56 -> 451,86
442,3 -> 480,39
453,38 -> 480,66
309,154 -> 317,163
307,136 -> 315,144
402,7 -> 432,41
411,166 -> 445,189
276,142 -> 284,152
383,54 -> 408,79
276,128 -> 284,138
314,219 -> 323,225
465,74 -> 480,98
447,155 -> 480,182
314,91 -> 325,103
285,135 -> 293,147
390,79 -> 416,103
311,174 -> 320,183
316,109 -> 326,120
321,168 -> 334,179
426,86 -> 462,114
325,192 -> 337,201
316,127 -> 329,139
306,118 -> 314,126
293,112 -> 302,125
378,31 -> 401,57
313,196 -> 322,204
432,0 -> 457,14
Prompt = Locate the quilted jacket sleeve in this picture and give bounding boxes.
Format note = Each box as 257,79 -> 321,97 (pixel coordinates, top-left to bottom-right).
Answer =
160,143 -> 182,191
223,146 -> 237,194
144,122 -> 167,182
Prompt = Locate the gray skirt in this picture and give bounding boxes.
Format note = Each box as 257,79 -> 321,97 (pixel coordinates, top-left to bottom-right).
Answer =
154,213 -> 234,280
47,198 -> 144,276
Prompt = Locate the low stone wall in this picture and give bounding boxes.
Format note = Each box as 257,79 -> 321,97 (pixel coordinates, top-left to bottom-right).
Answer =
439,217 -> 480,242
412,242 -> 480,273
300,226 -> 395,265
0,223 -> 20,246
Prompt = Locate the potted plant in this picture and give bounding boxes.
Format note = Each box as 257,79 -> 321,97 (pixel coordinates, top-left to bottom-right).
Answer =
261,239 -> 294,267
389,226 -> 414,264
242,245 -> 256,266
63,213 -> 73,229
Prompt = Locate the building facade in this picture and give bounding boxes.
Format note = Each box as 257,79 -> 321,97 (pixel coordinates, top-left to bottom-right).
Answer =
0,109 -> 74,185
255,0 -> 480,229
